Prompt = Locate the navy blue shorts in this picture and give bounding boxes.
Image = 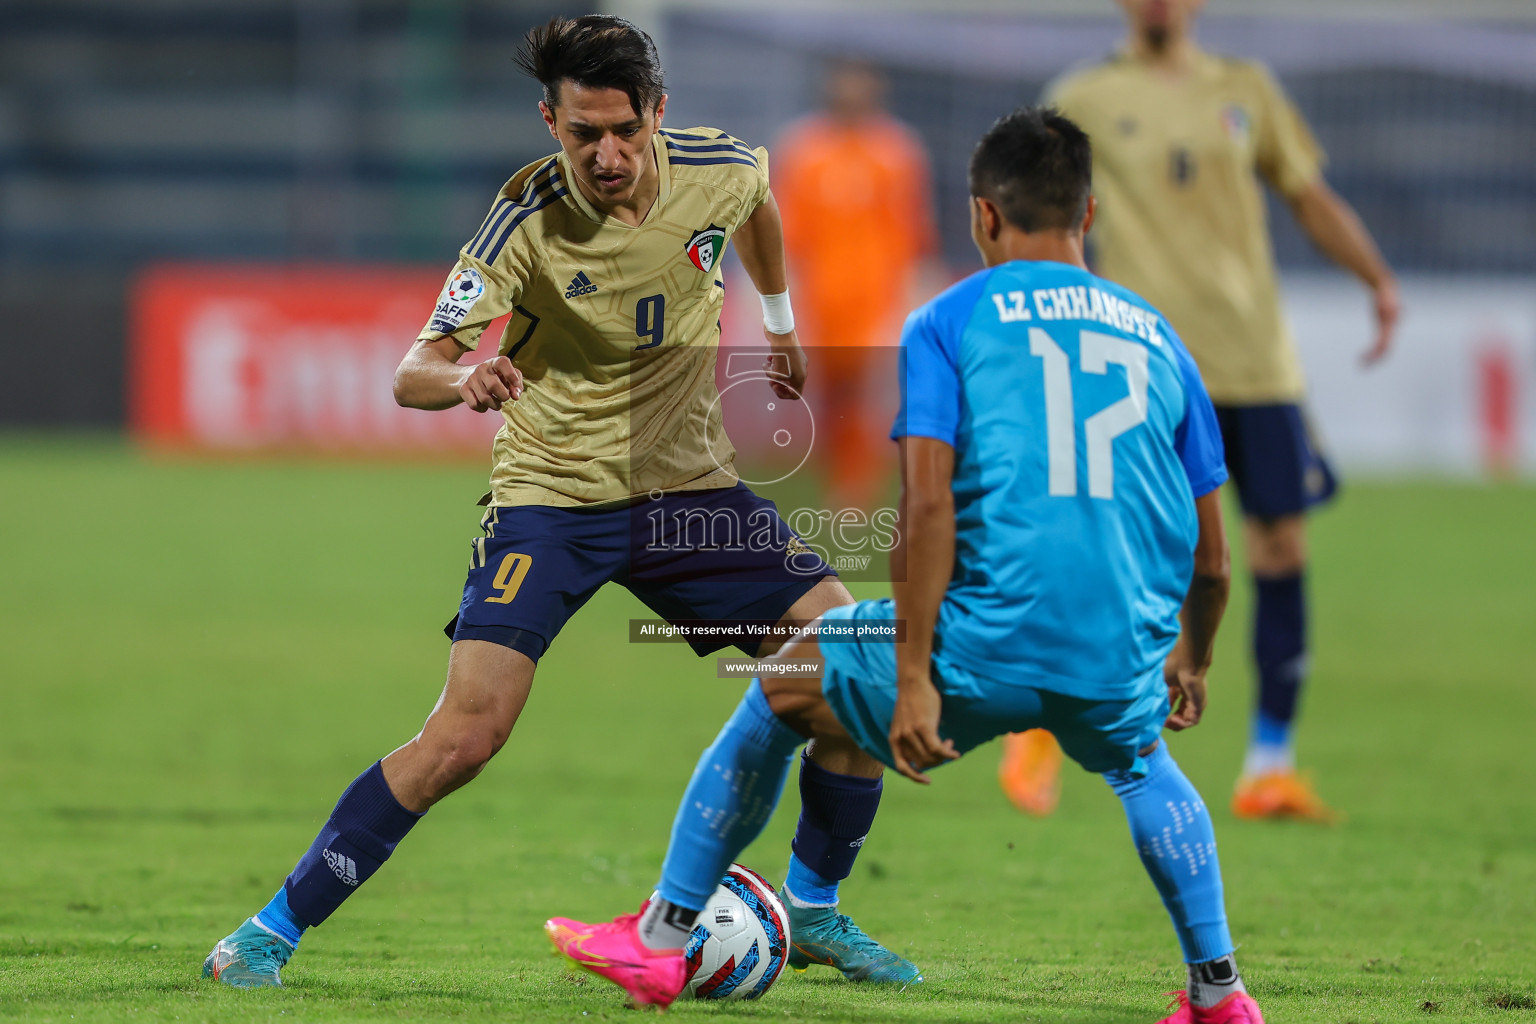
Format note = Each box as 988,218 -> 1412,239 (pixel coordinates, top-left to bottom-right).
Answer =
446,483 -> 835,663
1214,403 -> 1338,520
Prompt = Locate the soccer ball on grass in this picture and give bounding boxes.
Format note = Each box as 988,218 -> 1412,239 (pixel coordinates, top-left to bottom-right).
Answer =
680,863 -> 790,1000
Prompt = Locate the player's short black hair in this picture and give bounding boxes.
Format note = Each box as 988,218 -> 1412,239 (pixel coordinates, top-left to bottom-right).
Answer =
968,106 -> 1092,233
515,15 -> 665,117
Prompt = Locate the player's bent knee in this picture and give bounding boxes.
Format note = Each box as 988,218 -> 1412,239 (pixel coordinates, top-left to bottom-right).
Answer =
760,674 -> 827,740
416,749 -> 489,804
1246,515 -> 1307,574
762,580 -> 854,656
451,731 -> 500,772
420,723 -> 504,787
761,675 -> 852,746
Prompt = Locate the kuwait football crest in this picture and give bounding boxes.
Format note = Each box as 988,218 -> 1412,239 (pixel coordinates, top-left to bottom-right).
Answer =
1221,103 -> 1252,145
685,225 -> 726,273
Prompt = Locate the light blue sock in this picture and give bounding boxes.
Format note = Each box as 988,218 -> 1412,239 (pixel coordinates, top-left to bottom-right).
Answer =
1104,742 -> 1234,963
1253,709 -> 1291,749
657,679 -> 802,910
254,887 -> 306,949
784,852 -> 840,907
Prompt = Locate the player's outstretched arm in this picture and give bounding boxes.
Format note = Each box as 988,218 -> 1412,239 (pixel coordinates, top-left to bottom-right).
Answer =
1286,179 -> 1400,366
393,337 -> 523,413
1165,490 -> 1231,731
733,192 -> 807,400
888,436 -> 960,783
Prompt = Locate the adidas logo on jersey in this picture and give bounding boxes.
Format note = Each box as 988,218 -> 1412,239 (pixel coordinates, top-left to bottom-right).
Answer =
323,848 -> 360,887
565,271 -> 598,298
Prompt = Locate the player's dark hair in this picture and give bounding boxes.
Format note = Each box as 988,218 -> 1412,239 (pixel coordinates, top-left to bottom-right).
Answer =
515,15 -> 665,117
968,106 -> 1092,233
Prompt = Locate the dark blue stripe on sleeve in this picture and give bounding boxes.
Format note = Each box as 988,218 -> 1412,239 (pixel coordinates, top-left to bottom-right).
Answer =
467,199 -> 511,255
668,156 -> 759,168
471,159 -> 558,260
471,207 -> 515,259
664,138 -> 755,157
661,130 -> 756,157
660,130 -> 728,142
483,187 -> 568,262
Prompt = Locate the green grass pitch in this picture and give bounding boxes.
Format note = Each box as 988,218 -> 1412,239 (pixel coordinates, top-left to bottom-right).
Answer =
1,438 -> 1533,1023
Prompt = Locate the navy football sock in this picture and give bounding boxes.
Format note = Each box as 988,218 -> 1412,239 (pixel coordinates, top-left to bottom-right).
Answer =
657,680 -> 801,910
1248,571 -> 1306,773
1105,743 -> 1234,963
784,752 -> 882,907
283,761 -> 424,926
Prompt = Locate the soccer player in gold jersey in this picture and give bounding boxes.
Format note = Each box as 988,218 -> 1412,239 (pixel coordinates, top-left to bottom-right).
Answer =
203,15 -> 919,989
1001,0 -> 1398,824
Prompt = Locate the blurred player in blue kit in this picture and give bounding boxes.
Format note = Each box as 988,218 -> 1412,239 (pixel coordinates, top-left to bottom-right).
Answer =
552,107 -> 1266,1023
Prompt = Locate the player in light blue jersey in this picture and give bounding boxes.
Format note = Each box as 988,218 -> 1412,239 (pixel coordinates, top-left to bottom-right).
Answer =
550,107 -> 1264,1024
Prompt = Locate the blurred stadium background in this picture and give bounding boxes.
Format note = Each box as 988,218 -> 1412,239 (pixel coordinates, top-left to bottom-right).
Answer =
3,0 -> 1534,474
4,4 -> 1535,1021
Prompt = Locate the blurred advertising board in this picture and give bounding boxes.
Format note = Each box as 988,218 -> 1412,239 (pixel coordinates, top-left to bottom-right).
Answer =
1286,276 -> 1536,477
130,264 -> 501,453
129,264 -> 1536,477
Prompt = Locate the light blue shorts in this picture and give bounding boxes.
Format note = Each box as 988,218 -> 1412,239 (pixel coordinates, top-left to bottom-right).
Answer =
819,599 -> 1169,777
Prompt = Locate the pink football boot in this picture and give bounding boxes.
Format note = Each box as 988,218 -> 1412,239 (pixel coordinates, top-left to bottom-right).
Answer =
1157,990 -> 1267,1024
545,908 -> 688,1009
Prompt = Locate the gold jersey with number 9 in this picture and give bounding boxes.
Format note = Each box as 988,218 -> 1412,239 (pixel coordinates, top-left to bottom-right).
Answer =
417,127 -> 771,508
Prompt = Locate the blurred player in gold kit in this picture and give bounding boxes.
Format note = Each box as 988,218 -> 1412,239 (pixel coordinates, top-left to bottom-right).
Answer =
1001,0 -> 1398,822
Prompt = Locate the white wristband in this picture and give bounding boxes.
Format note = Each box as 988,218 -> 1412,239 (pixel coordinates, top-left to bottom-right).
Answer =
760,291 -> 795,335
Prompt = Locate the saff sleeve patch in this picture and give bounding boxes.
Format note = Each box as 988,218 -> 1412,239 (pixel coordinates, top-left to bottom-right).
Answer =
430,267 -> 486,333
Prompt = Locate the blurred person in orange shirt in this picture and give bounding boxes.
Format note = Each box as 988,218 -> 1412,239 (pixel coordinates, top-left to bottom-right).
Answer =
775,58 -> 940,511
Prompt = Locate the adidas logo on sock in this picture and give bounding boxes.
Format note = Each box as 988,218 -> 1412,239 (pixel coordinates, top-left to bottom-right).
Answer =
565,271 -> 597,298
322,848 -> 359,887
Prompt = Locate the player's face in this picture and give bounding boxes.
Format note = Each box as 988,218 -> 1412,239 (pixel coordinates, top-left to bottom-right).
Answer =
1116,0 -> 1205,48
542,82 -> 666,208
824,64 -> 886,121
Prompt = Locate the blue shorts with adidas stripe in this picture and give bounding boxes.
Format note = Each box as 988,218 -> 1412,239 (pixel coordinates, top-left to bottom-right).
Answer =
446,483 -> 834,663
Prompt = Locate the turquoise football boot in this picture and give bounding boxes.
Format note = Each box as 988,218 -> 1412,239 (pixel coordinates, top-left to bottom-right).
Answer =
202,918 -> 294,988
781,890 -> 924,985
